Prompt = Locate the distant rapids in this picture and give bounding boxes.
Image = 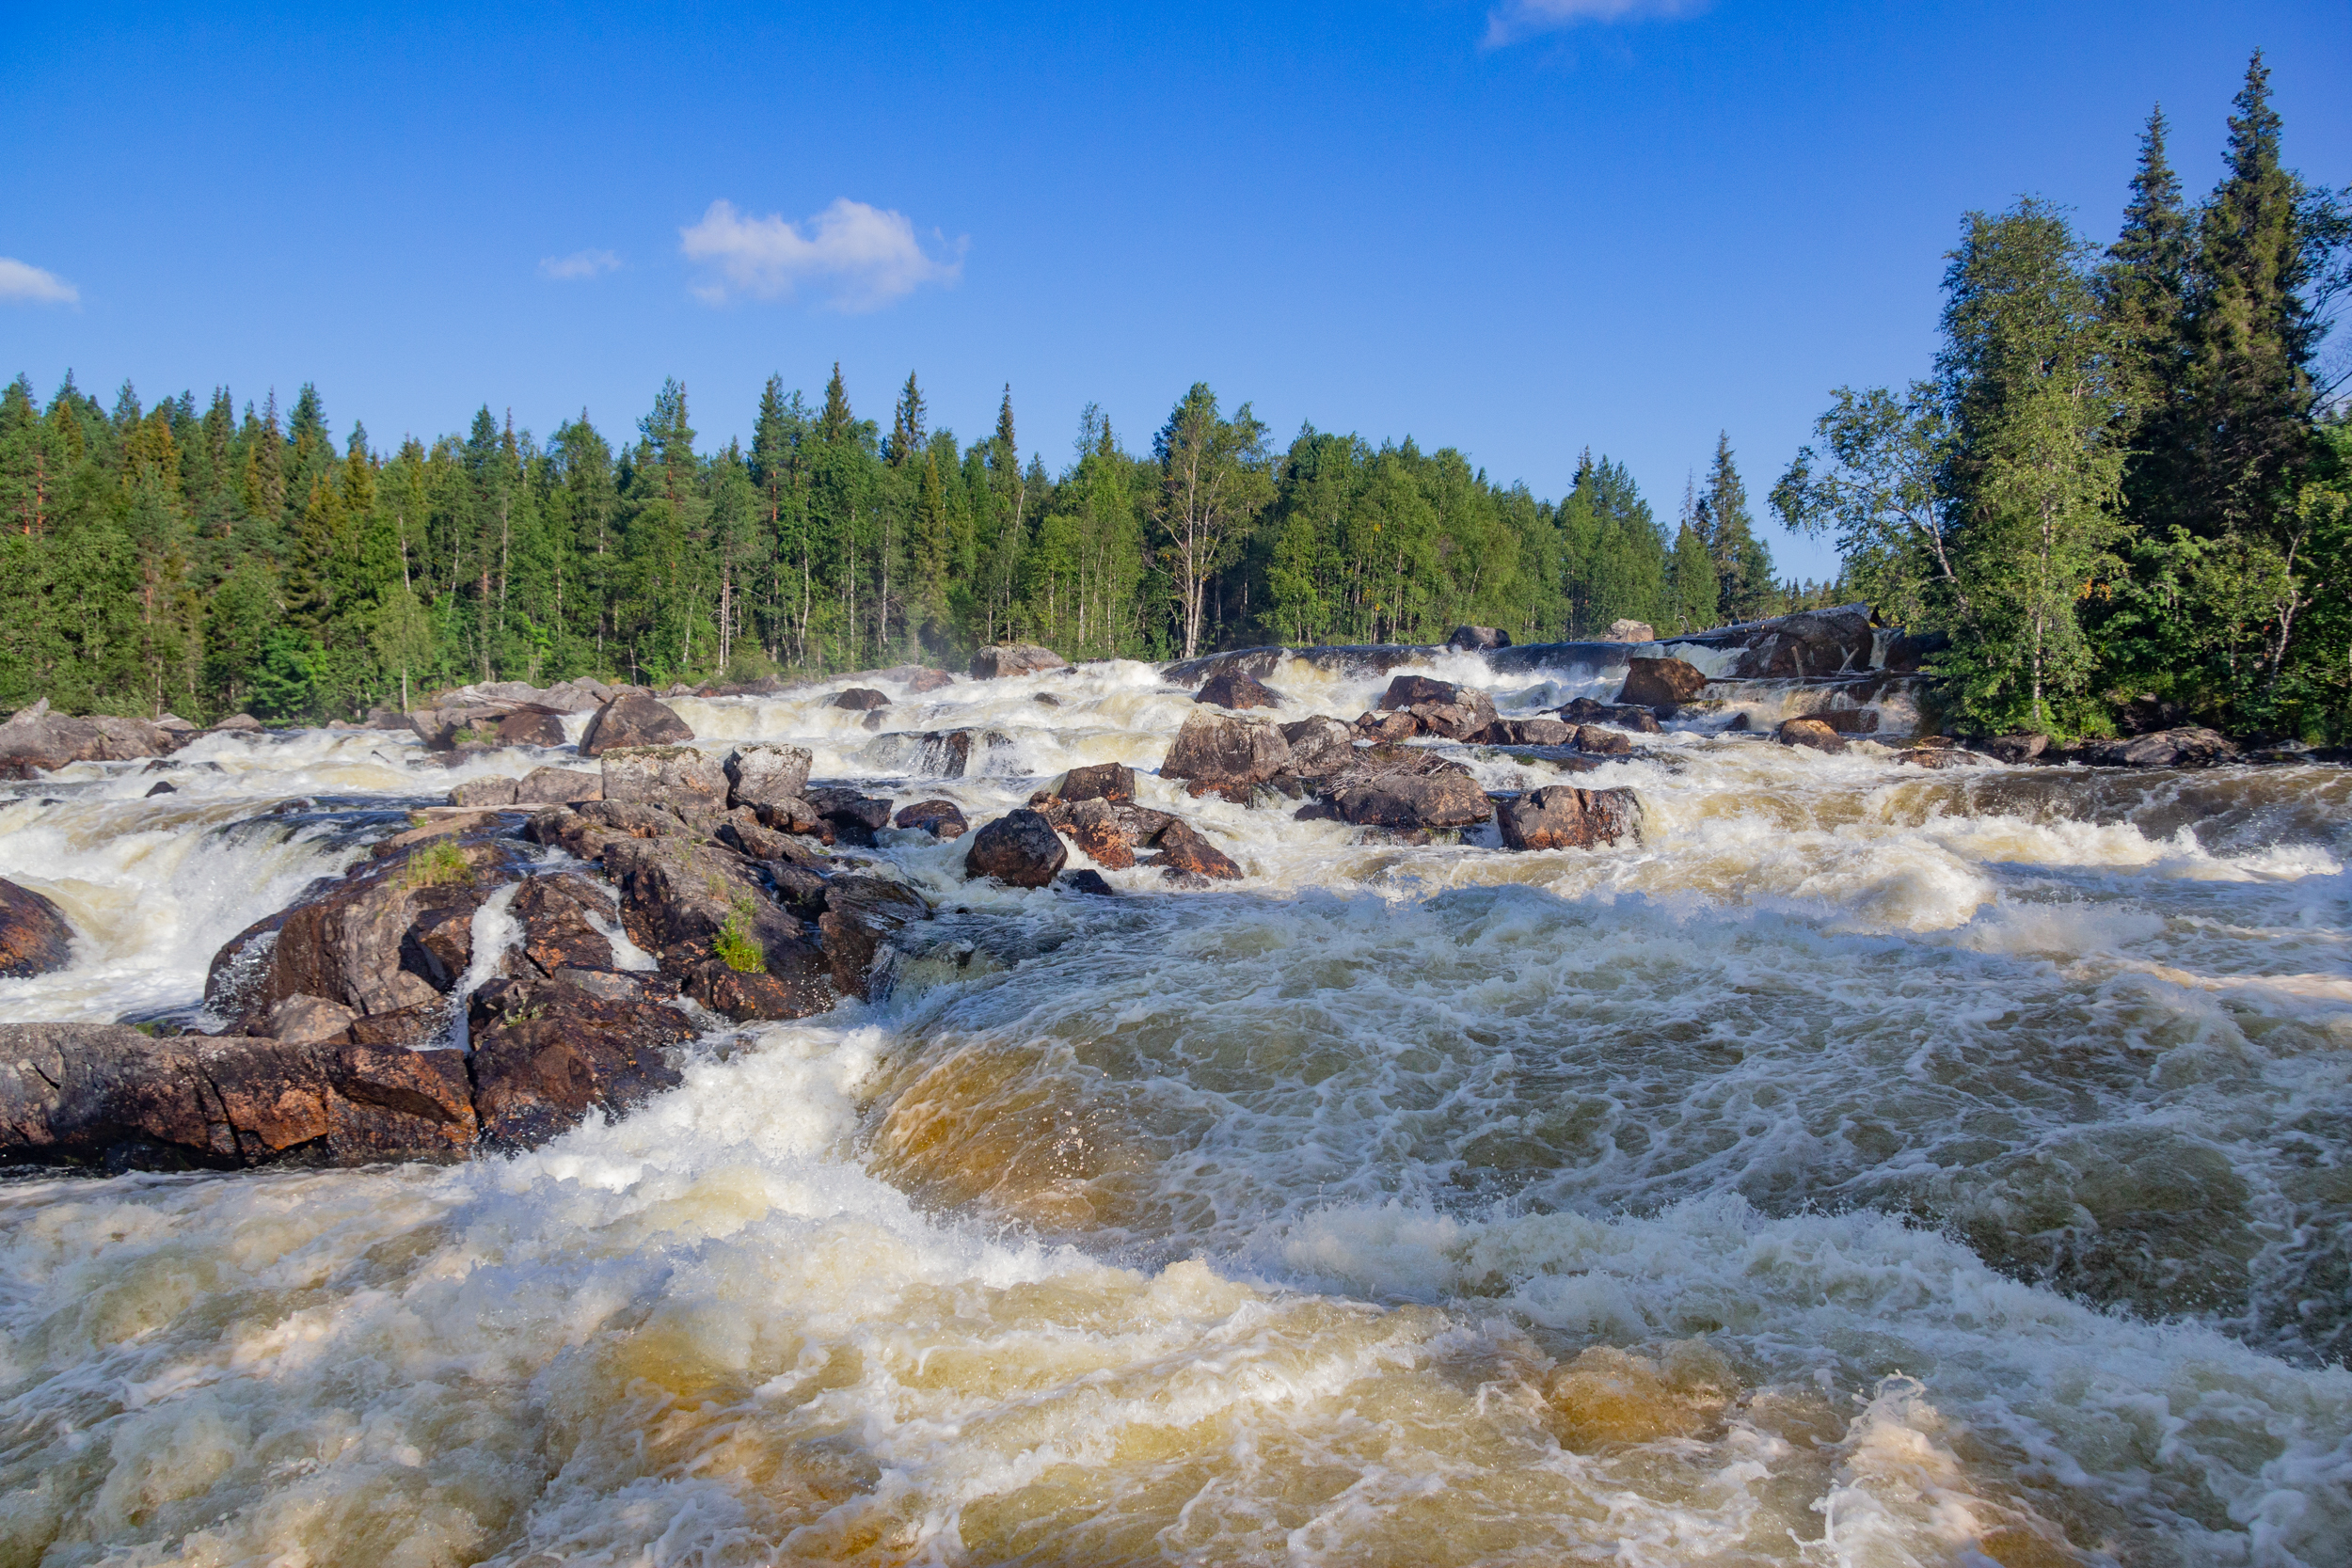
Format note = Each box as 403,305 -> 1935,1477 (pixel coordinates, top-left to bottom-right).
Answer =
2,644 -> 2348,1567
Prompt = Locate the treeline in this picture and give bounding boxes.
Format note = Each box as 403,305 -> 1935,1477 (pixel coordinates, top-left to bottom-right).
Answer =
0,356 -> 1839,722
1776,52 -> 2351,741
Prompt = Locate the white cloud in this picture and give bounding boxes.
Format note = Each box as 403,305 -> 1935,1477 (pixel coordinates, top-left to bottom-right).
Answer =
679,198 -> 963,311
1485,0 -> 1709,46
539,248 -> 622,280
0,258 -> 79,307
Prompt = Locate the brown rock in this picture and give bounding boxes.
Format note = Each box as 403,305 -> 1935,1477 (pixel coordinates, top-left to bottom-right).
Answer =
805,788 -> 894,846
1775,718 -> 1847,753
1896,748 -> 1975,768
511,874 -> 618,975
1811,708 -> 1879,735
0,877 -> 73,977
1148,819 -> 1241,880
1161,712 -> 1291,790
469,990 -> 695,1148
267,993 -> 358,1044
1057,761 -> 1137,803
969,643 -> 1068,679
894,799 -> 970,838
1408,692 -> 1499,740
2069,726 -> 2238,769
1196,670 -> 1282,709
1615,657 -> 1708,708
1559,698 -> 1662,734
602,835 -> 826,994
1604,620 -> 1657,643
834,687 -> 892,710
1378,673 -> 1461,711
1477,718 -> 1575,747
1980,733 -> 2048,765
1448,626 -> 1513,650
580,690 -> 693,755
818,875 -> 930,1000
1496,785 -> 1642,851
1355,710 -> 1419,742
963,809 -> 1068,887
1279,716 -> 1357,773
1054,798 -> 1136,869
1729,606 -> 1876,678
1573,725 -> 1632,755
450,777 -> 520,807
1332,767 -> 1495,829
496,705 -> 567,747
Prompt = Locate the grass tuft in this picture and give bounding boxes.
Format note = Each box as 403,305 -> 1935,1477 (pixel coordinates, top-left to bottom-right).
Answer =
712,904 -> 766,974
402,838 -> 474,889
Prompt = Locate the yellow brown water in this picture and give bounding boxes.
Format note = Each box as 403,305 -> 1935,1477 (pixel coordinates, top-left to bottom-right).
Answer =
3,656 -> 2348,1564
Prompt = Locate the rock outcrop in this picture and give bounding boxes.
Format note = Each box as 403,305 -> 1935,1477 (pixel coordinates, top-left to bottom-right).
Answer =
1559,698 -> 1662,734
580,691 -> 694,756
1615,657 -> 1708,709
1496,786 -> 1642,851
1057,762 -> 1137,803
818,875 -> 930,999
1728,606 -> 1875,678
894,799 -> 970,838
0,698 -> 187,777
1331,765 -> 1493,830
2068,727 -> 2238,769
1148,819 -> 1243,880
834,688 -> 891,711
1979,734 -> 2048,765
0,1022 -> 478,1169
0,878 -> 73,977
726,743 -> 816,814
1448,626 -> 1512,650
969,643 -> 1067,679
964,809 -> 1069,886
1605,620 -> 1657,643
603,746 -> 728,812
1775,718 -> 1846,753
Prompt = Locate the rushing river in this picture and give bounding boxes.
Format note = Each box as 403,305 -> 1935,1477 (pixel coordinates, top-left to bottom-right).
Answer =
2,652 -> 2348,1567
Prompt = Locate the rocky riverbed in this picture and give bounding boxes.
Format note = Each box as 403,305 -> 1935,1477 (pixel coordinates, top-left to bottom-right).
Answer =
1,616 -> 2348,1567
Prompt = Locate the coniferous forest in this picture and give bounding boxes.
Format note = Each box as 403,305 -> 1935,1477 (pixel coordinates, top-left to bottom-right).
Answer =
2,54 -> 2342,743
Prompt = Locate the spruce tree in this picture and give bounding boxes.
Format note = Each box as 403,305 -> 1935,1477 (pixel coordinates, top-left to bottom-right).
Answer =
1700,433 -> 1775,621
886,372 -> 926,467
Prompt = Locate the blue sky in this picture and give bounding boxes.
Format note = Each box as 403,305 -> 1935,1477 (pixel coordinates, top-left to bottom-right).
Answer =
5,1 -> 2345,581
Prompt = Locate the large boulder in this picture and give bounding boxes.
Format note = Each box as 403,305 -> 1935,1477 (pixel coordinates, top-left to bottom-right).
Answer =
1605,620 -> 1657,643
1447,626 -> 1512,651
1161,712 -> 1292,794
1559,698 -> 1662,734
834,688 -> 891,711
0,1022 -> 478,1170
2069,727 -> 2238,769
1196,670 -> 1282,710
580,691 -> 693,755
495,705 -> 567,747
1477,718 -> 1575,748
517,765 -> 602,804
1379,674 -> 1460,711
969,643 -> 1067,679
725,742 -> 815,812
1775,718 -> 1846,753
1615,657 -> 1708,708
1331,765 -> 1494,830
964,809 -> 1068,887
1496,786 -> 1641,851
1730,605 -> 1876,678
0,878 -> 73,977
1050,797 -> 1136,869
804,787 -> 894,847
1980,733 -> 2048,765
600,835 -> 833,1019
602,745 -> 728,812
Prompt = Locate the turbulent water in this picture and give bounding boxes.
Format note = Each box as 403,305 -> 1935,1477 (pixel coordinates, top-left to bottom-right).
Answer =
3,652 -> 2349,1567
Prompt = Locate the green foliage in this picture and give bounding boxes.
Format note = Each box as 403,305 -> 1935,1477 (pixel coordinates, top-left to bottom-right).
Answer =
1782,51 -> 2351,740
712,906 -> 766,974
401,838 -> 473,889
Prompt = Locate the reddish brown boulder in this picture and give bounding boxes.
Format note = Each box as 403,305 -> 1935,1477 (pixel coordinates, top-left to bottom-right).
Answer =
1054,798 -> 1136,869
1278,716 -> 1357,774
818,875 -> 930,1000
1615,657 -> 1708,708
964,809 -> 1068,887
1573,726 -> 1633,755
1775,718 -> 1847,753
1496,785 -> 1642,851
1149,820 -> 1242,880
834,687 -> 892,710
1477,718 -> 1575,748
496,705 -> 567,747
468,990 -> 695,1148
1332,767 -> 1494,830
0,878 -> 73,978
1559,698 -> 1662,734
1379,674 -> 1459,711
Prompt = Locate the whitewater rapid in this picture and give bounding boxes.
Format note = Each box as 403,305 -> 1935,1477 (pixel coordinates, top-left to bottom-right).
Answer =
3,654 -> 2349,1566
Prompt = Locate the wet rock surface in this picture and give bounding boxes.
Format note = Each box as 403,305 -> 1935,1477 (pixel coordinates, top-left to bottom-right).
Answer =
1496,785 -> 1642,851
580,690 -> 694,755
1161,712 -> 1292,796
2068,727 -> 2238,769
0,698 -> 187,777
964,809 -> 1069,887
969,643 -> 1067,679
894,799 -> 970,838
1615,657 -> 1708,708
0,878 -> 74,977
1195,670 -> 1282,709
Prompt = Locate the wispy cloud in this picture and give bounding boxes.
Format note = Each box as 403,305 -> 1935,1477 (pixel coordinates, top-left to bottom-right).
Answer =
0,258 -> 79,307
679,198 -> 963,311
539,248 -> 623,281
1485,0 -> 1709,46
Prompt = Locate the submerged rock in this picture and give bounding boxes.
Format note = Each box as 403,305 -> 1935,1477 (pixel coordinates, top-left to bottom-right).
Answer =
0,878 -> 73,977
580,690 -> 693,755
1496,785 -> 1641,851
964,809 -> 1068,887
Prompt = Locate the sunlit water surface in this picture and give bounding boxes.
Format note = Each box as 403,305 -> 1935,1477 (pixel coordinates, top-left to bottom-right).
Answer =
3,656 -> 2348,1567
